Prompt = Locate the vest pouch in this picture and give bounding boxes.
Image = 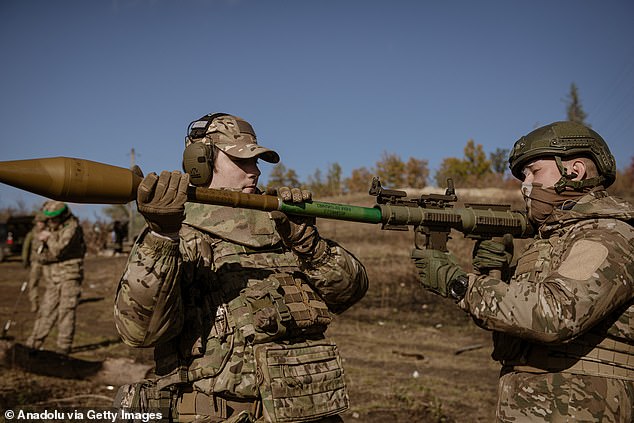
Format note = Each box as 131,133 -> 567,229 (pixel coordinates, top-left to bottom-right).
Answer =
187,333 -> 235,382
254,340 -> 349,422
228,278 -> 290,344
278,273 -> 331,331
114,379 -> 173,422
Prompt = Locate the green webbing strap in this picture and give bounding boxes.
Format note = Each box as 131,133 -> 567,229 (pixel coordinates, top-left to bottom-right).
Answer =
553,156 -> 605,193
270,286 -> 292,323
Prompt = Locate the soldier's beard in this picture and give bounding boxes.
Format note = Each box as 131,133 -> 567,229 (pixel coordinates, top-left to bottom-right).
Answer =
521,183 -> 586,225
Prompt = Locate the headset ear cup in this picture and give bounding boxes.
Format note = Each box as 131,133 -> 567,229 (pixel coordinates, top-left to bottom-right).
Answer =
182,142 -> 213,186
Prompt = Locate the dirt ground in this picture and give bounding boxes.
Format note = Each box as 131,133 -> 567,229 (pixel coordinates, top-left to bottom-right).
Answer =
0,212 -> 503,422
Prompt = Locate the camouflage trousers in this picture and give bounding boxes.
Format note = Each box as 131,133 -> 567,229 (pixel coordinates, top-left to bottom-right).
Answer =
27,261 -> 43,312
26,266 -> 82,353
497,370 -> 634,422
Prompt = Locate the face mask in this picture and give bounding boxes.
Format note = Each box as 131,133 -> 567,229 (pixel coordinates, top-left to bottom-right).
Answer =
521,182 -> 586,225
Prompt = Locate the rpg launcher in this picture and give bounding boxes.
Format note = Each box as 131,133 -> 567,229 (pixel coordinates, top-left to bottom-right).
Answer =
368,177 -> 533,250
0,157 -> 533,246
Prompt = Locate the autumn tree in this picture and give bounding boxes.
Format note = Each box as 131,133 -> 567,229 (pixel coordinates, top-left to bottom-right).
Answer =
265,163 -> 300,191
434,139 -> 493,187
345,167 -> 373,193
464,139 -> 491,176
565,82 -> 588,125
435,157 -> 468,188
374,151 -> 406,188
489,148 -> 509,175
285,168 -> 300,187
405,157 -> 429,188
326,163 -> 343,196
306,168 -> 327,197
266,163 -> 287,189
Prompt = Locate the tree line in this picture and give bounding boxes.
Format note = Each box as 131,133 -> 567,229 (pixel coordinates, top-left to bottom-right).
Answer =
264,139 -> 518,197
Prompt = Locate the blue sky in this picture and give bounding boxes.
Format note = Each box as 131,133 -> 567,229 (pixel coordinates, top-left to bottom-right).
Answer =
1,0 -> 633,220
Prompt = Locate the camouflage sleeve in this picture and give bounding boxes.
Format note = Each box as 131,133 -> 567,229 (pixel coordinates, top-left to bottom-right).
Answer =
21,231 -> 33,264
461,221 -> 634,343
113,230 -> 184,348
297,239 -> 368,314
45,218 -> 83,261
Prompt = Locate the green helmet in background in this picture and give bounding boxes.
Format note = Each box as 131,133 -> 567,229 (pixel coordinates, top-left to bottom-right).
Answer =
42,200 -> 71,221
508,121 -> 616,191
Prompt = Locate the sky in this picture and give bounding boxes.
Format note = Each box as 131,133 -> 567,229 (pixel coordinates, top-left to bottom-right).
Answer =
1,0 -> 633,220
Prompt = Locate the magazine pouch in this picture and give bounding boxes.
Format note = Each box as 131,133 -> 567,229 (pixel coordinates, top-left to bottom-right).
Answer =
254,340 -> 349,422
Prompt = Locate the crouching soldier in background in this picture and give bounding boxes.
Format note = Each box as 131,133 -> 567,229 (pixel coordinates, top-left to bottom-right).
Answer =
113,113 -> 368,422
26,201 -> 86,355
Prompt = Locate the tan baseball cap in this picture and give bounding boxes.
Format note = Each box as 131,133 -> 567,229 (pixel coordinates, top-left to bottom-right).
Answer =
190,114 -> 280,163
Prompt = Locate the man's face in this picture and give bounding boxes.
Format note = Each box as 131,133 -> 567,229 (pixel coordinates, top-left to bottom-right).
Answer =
209,150 -> 261,193
48,218 -> 62,230
521,158 -> 561,187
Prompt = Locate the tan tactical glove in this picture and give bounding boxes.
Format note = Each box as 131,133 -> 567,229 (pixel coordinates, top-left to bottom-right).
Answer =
137,170 -> 189,236
269,187 -> 326,257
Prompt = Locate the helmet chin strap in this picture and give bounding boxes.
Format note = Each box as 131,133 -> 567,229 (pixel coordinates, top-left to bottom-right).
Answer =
553,156 -> 605,193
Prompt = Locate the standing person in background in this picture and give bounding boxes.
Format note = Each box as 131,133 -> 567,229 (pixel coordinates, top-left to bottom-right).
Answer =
412,121 -> 633,422
114,112 -> 368,422
26,201 -> 86,355
21,208 -> 48,312
112,220 -> 126,254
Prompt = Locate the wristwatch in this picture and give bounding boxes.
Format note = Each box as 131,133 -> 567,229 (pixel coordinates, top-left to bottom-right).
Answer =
447,274 -> 469,301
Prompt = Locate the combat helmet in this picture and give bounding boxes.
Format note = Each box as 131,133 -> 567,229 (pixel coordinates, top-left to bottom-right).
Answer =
42,201 -> 70,221
509,121 -> 616,191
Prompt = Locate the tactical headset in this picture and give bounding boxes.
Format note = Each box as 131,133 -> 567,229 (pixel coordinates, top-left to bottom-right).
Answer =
182,113 -> 229,187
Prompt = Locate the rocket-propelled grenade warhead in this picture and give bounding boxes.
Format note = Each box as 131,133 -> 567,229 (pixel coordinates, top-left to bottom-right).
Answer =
0,157 -> 143,204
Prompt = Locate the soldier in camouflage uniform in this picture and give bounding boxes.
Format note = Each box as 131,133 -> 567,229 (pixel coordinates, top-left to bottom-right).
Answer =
412,121 -> 633,422
113,113 -> 368,422
21,209 -> 48,312
26,201 -> 86,355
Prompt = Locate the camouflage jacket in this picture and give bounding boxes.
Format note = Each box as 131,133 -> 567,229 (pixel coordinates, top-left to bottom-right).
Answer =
461,190 -> 634,379
21,227 -> 45,265
40,216 -> 85,282
114,204 -> 368,396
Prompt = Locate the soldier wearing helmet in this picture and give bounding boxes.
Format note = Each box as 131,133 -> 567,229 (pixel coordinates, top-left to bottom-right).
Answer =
26,201 -> 86,355
113,113 -> 368,422
412,121 -> 634,421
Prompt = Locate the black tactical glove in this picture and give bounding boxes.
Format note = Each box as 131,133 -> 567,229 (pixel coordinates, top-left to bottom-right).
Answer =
137,170 -> 189,236
472,234 -> 514,280
411,248 -> 468,299
268,187 -> 326,257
